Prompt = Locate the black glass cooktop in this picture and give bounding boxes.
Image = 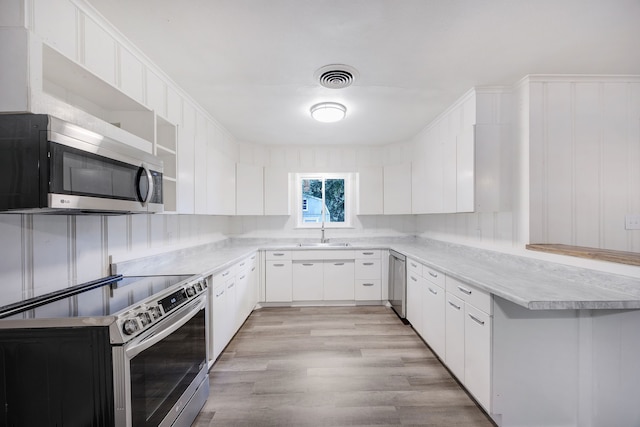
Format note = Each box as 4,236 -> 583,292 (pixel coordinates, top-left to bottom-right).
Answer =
0,275 -> 195,320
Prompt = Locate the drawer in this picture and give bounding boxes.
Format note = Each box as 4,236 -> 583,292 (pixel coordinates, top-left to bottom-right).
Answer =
292,250 -> 325,260
355,249 -> 380,259
323,250 -> 356,260
265,250 -> 291,260
446,276 -> 492,314
422,266 -> 446,288
354,279 -> 381,300
355,259 -> 381,279
236,253 -> 257,271
407,258 -> 423,277
213,265 -> 236,287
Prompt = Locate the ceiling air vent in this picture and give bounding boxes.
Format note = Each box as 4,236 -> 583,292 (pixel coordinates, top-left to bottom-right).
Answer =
314,64 -> 359,89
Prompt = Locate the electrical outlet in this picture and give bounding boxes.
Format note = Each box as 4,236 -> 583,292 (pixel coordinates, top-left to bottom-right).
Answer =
625,215 -> 640,230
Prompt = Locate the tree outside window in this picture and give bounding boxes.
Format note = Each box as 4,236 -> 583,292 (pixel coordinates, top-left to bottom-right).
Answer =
298,174 -> 350,227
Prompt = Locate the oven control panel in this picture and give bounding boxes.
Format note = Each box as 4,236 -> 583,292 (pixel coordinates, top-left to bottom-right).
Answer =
115,276 -> 208,341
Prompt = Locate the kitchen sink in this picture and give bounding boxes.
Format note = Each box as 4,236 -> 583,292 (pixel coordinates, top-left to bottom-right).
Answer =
297,242 -> 351,247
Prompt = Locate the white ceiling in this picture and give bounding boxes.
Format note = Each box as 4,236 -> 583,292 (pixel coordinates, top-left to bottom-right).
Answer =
86,0 -> 640,146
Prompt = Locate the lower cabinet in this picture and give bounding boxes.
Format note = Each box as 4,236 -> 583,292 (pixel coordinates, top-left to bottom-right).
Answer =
422,280 -> 445,358
210,252 -> 259,363
444,293 -> 465,380
323,261 -> 355,300
464,304 -> 491,409
292,261 -> 323,300
265,253 -> 293,302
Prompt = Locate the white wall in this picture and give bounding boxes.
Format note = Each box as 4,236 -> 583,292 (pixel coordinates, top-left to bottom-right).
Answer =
0,213 -> 230,307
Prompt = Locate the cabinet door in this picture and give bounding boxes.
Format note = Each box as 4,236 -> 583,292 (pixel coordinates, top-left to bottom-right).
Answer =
445,293 -> 465,381
83,15 -> 116,86
236,269 -> 251,327
456,125 -> 475,213
212,284 -> 227,361
292,262 -> 323,301
464,304 -> 491,410
323,261 -> 355,300
225,278 -> 237,338
264,167 -> 290,215
265,261 -> 292,302
236,163 -> 264,215
358,166 -> 383,215
383,163 -> 412,214
406,272 -> 422,335
423,282 -> 445,358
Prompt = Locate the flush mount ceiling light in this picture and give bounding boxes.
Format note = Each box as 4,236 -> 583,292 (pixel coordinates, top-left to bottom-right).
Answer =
310,102 -> 347,123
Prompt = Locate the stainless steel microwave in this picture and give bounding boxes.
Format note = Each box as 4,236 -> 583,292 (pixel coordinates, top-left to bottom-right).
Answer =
0,114 -> 163,214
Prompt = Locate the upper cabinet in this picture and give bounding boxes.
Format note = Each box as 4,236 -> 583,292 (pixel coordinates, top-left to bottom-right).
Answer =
383,163 -> 412,214
264,167 -> 291,216
411,88 -> 511,214
236,163 -> 264,215
357,166 -> 384,215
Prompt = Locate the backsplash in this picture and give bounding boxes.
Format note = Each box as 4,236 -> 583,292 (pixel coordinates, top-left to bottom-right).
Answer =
0,213 -> 230,307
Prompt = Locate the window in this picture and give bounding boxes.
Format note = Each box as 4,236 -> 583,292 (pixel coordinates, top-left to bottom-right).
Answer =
296,173 -> 352,228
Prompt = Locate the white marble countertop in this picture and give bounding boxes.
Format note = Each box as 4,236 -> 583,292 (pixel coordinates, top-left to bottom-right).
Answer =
111,237 -> 640,311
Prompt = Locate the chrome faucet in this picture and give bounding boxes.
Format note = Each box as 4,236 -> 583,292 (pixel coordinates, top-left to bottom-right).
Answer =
320,222 -> 328,243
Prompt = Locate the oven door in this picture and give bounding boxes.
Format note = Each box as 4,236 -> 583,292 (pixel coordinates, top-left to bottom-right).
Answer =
113,296 -> 209,427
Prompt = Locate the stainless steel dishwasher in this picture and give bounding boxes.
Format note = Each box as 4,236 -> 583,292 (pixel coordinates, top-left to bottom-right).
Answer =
388,250 -> 407,318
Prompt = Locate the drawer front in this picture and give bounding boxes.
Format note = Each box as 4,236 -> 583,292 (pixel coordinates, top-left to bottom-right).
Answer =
291,250 -> 326,260
355,250 -> 380,259
213,265 -> 236,287
446,277 -> 491,313
407,258 -> 423,277
354,279 -> 381,300
422,266 -> 446,288
265,250 -> 291,260
355,259 -> 381,279
323,250 -> 356,260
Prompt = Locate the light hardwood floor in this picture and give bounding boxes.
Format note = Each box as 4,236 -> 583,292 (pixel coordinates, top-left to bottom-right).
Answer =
192,306 -> 495,427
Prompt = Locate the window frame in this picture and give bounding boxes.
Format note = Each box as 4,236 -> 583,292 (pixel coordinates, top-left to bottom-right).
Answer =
295,172 -> 353,229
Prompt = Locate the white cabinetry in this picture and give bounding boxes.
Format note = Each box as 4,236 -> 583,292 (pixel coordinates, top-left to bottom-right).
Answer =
357,166 -> 384,215
445,276 -> 492,410
323,260 -> 355,300
406,270 -> 423,336
292,261 -> 323,300
236,163 -> 264,215
264,167 -> 290,215
265,251 -> 292,302
421,267 -> 446,358
354,250 -> 382,301
383,163 -> 412,214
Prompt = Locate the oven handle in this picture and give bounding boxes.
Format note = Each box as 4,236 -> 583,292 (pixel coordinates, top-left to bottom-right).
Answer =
124,296 -> 206,359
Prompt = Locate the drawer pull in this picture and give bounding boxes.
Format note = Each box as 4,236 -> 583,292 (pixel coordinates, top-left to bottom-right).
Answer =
363,262 -> 374,266
222,271 -> 230,277
428,271 -> 438,278
273,263 -> 285,267
334,262 -> 345,266
411,276 -> 418,282
228,283 -> 235,289
302,263 -> 314,266
448,301 -> 461,310
469,313 -> 485,325
251,255 -> 256,260
457,285 -> 472,295
216,289 -> 225,297
410,262 -> 418,268
362,283 -> 375,287
362,252 -> 374,255
251,267 -> 256,272
239,275 -> 246,280
273,253 -> 285,256
428,287 -> 438,295
239,262 -> 245,267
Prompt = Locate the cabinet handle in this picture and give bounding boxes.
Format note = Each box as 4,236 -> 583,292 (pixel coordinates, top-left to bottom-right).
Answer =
228,283 -> 234,289
448,300 -> 461,310
273,264 -> 285,267
362,283 -> 374,287
239,275 -> 246,280
273,253 -> 285,256
362,252 -> 374,255
251,255 -> 256,260
457,285 -> 472,295
410,262 -> 418,268
428,287 -> 438,295
334,262 -> 345,266
363,262 -> 374,266
216,289 -> 225,297
222,271 -> 230,277
410,276 -> 418,282
302,263 -> 314,266
428,271 -> 438,278
251,267 -> 256,272
469,313 -> 485,325
239,262 -> 245,267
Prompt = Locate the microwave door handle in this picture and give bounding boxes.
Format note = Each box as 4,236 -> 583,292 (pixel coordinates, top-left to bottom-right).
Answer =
144,166 -> 154,205
124,296 -> 205,359
136,166 -> 153,205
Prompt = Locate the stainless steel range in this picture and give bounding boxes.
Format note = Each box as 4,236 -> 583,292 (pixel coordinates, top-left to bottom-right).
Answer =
0,273 -> 209,427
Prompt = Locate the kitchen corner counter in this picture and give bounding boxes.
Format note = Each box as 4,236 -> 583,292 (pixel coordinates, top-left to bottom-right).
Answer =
111,237 -> 640,311
390,240 -> 640,310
